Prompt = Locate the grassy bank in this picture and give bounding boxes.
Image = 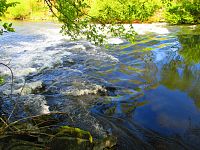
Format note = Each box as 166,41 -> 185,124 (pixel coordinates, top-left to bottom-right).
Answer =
2,0 -> 199,24
86,0 -> 199,24
87,0 -> 163,23
4,0 -> 55,21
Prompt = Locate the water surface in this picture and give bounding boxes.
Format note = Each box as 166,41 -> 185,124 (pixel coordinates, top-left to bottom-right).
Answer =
0,22 -> 200,149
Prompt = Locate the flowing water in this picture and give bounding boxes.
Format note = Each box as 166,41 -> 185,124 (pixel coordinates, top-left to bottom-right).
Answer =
0,22 -> 200,149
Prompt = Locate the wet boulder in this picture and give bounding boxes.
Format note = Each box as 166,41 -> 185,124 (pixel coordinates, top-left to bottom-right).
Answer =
0,125 -> 117,150
19,81 -> 45,95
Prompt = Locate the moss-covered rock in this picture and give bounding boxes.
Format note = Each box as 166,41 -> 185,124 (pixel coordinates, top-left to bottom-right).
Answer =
0,114 -> 117,150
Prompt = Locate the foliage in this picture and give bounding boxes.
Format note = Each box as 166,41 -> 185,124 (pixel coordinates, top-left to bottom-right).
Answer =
0,0 -> 16,16
46,0 -> 138,45
6,0 -> 31,19
45,0 -> 199,44
2,22 -> 14,31
2,0 -> 199,43
88,0 -> 161,23
0,0 -> 16,34
6,0 -> 49,20
164,0 -> 200,24
0,76 -> 4,85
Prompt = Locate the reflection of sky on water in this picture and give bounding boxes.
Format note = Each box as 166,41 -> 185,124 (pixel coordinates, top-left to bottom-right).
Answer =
134,85 -> 200,136
92,25 -> 200,144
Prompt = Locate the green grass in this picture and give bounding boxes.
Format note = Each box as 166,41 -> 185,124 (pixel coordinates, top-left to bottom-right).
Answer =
87,0 -> 162,23
2,0 -> 200,23
5,0 -> 53,20
86,0 -> 199,24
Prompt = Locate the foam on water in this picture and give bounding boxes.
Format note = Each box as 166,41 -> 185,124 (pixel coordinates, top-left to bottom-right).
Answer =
23,94 -> 50,114
104,23 -> 170,45
0,23 -> 120,137
132,23 -> 170,35
0,23 -> 176,111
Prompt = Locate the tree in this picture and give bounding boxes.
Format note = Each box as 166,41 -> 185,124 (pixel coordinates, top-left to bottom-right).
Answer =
0,0 -> 17,34
44,0 -> 137,45
1,0 -> 137,44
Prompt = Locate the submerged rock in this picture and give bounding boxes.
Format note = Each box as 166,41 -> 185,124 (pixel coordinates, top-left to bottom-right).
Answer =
60,81 -> 107,96
19,81 -> 45,95
0,80 -> 45,96
93,136 -> 117,150
61,85 -> 106,96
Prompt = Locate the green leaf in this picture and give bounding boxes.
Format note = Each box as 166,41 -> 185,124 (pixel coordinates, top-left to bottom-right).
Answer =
0,76 -> 5,85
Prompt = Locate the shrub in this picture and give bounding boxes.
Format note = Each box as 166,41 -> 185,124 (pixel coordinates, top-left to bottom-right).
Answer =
165,0 -> 200,24
5,0 -> 49,20
6,0 -> 31,19
87,0 -> 161,23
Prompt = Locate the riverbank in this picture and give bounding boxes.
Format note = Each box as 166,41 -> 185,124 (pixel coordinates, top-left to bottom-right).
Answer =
3,0 -> 56,21
3,0 -> 199,24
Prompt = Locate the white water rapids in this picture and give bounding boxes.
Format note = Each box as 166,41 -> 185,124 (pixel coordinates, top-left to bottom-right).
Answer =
0,22 -> 172,138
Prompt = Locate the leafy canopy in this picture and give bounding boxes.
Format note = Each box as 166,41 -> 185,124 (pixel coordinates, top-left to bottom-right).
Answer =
45,0 -> 138,45
0,0 -> 17,34
164,0 -> 200,24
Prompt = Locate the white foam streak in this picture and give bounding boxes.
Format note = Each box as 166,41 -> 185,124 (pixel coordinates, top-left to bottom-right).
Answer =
131,23 -> 169,35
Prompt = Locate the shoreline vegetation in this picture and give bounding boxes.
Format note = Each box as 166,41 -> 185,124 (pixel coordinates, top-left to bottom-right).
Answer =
1,0 -> 199,44
2,0 -> 200,24
2,0 -> 56,21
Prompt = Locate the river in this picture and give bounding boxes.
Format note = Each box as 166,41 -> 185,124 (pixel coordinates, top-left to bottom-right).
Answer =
0,22 -> 200,149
